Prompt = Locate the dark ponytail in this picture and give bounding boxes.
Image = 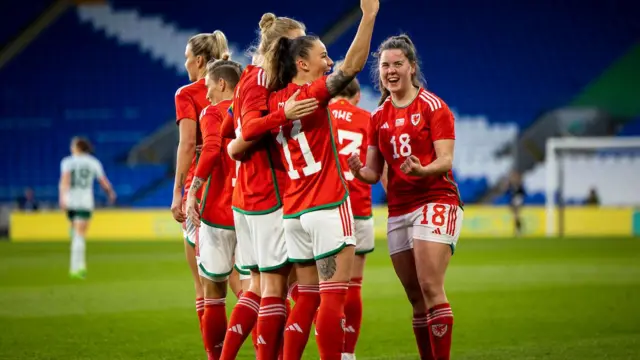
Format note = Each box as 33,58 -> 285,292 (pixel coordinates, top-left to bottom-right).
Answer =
263,35 -> 319,91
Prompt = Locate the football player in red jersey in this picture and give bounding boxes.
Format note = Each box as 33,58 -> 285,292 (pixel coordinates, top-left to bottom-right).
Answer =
329,74 -> 372,360
347,35 -> 463,360
183,59 -> 243,360
170,30 -> 236,357
228,1 -> 379,358
217,14 -> 318,360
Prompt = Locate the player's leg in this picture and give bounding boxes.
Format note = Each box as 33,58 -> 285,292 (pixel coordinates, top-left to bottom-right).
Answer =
304,200 -> 356,360
221,211 -> 261,360
411,204 -> 463,360
511,202 -> 522,236
251,209 -> 290,360
69,210 -> 91,279
182,218 -> 206,351
283,218 -> 319,360
197,224 -> 235,360
343,218 -> 374,359
388,214 -> 432,360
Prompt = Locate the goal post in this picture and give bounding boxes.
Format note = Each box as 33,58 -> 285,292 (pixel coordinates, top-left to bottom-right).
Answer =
544,136 -> 640,237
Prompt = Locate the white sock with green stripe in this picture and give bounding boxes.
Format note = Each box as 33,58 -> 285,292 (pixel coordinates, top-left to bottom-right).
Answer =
70,233 -> 86,273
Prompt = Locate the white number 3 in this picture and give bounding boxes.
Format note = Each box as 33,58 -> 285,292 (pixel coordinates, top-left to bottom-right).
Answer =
390,133 -> 411,159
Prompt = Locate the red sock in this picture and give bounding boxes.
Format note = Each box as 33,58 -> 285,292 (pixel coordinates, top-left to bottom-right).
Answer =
288,282 -> 299,303
236,290 -> 243,299
203,298 -> 227,360
315,281 -> 348,360
279,298 -> 292,360
413,313 -> 434,360
283,284 -> 320,360
196,297 -> 206,350
256,297 -> 287,360
219,291 -> 260,360
252,323 -> 259,356
427,303 -> 454,360
343,277 -> 363,354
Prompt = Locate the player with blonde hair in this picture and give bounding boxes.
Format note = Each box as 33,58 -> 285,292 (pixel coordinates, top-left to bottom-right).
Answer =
217,13 -> 319,360
228,1 -> 379,358
170,29 -> 240,357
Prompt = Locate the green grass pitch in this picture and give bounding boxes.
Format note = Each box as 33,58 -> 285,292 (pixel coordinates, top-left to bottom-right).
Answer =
1,237 -> 639,359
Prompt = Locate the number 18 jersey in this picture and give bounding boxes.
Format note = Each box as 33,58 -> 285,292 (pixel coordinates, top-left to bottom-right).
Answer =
268,77 -> 349,218
369,89 -> 462,217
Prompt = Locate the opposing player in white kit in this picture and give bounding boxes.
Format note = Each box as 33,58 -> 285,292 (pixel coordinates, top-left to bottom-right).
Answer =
59,137 -> 116,279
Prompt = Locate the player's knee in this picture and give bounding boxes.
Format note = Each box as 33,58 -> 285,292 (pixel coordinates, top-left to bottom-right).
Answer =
418,276 -> 444,301
261,273 -> 288,298
202,277 -> 227,298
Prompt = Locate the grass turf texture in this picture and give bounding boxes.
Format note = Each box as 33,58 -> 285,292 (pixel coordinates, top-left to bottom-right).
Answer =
1,237 -> 639,359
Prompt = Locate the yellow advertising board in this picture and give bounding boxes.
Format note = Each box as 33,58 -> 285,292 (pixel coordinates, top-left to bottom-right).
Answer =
372,205 -> 633,238
10,205 -> 635,242
11,210 -> 182,242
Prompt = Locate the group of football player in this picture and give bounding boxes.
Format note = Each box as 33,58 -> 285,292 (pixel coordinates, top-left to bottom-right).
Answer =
169,0 -> 463,359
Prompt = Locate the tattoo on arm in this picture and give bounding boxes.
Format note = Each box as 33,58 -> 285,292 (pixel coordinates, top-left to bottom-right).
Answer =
190,177 -> 205,192
326,69 -> 357,97
317,255 -> 337,281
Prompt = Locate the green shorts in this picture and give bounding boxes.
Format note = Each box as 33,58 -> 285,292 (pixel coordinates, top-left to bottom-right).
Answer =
67,210 -> 92,221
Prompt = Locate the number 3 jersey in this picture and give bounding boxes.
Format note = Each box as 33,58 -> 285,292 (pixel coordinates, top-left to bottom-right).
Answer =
330,99 -> 372,219
268,76 -> 349,218
60,154 -> 105,211
369,89 -> 462,217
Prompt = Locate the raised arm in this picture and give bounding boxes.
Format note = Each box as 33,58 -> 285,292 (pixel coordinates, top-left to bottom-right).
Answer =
325,0 -> 379,97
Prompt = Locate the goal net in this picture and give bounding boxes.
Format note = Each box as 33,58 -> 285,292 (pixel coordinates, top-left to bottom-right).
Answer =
544,136 -> 640,237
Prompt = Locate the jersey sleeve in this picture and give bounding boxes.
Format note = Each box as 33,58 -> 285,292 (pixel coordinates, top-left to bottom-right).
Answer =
194,107 -> 223,180
308,75 -> 332,105
93,159 -> 105,178
175,88 -> 197,123
367,111 -> 380,148
60,158 -> 70,173
240,82 -> 269,118
241,92 -> 287,142
221,109 -> 236,139
428,104 -> 455,141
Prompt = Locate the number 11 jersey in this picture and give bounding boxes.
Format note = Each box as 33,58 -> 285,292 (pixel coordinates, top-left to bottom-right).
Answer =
369,89 -> 462,217
268,77 -> 349,218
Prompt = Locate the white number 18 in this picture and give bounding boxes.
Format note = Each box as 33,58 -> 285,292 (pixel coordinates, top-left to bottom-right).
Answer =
390,133 -> 411,159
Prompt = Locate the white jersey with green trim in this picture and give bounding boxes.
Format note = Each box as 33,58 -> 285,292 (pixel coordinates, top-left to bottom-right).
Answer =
60,154 -> 105,210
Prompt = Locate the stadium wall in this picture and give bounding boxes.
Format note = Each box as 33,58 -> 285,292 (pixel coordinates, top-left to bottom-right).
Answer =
10,206 -> 639,241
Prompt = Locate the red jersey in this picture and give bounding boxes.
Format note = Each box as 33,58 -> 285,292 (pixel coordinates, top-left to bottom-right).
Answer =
330,100 -> 372,219
369,89 -> 462,217
231,65 -> 284,214
175,78 -> 208,199
194,100 -> 235,229
267,77 -> 349,218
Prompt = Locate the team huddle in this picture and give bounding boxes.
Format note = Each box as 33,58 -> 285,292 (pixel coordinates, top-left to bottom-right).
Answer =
169,0 -> 463,359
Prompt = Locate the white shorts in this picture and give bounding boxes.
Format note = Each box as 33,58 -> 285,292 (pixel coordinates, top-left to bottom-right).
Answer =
196,223 -> 236,281
354,218 -> 375,255
182,218 -> 197,247
387,203 -> 463,256
233,208 -> 288,272
233,240 -> 251,281
284,199 -> 356,261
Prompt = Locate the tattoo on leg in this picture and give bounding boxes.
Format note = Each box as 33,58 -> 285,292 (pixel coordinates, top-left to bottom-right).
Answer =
317,255 -> 337,281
